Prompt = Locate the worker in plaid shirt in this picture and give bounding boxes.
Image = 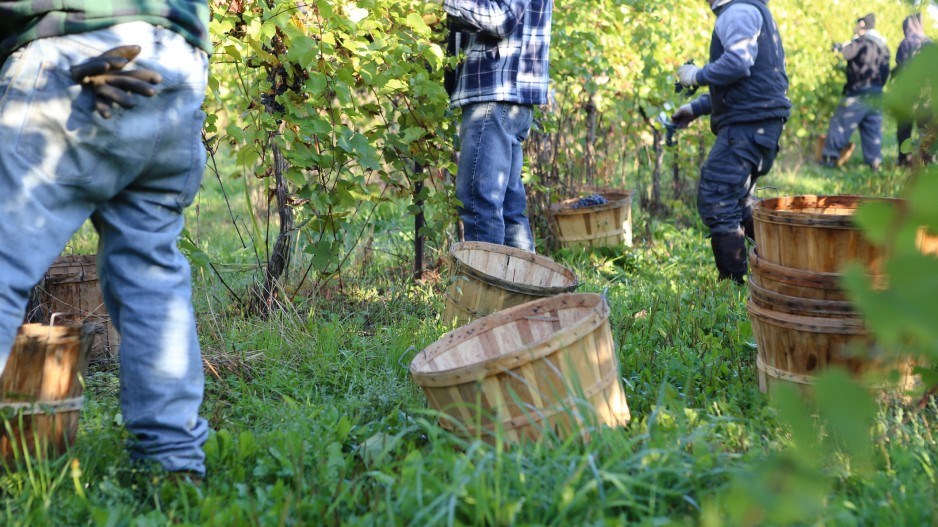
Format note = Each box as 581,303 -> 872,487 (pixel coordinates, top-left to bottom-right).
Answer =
443,0 -> 553,252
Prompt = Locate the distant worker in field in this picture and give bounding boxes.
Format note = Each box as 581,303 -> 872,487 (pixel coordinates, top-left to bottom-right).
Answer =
894,12 -> 934,167
443,0 -> 553,252
820,13 -> 891,171
0,3 -> 210,481
670,0 -> 791,284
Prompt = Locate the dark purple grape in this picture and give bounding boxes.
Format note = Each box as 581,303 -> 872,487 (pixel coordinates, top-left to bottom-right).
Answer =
572,194 -> 608,209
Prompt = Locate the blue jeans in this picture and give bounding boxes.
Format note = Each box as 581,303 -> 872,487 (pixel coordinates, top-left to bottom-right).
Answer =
698,120 -> 783,235
822,94 -> 884,167
0,23 -> 209,475
456,102 -> 535,252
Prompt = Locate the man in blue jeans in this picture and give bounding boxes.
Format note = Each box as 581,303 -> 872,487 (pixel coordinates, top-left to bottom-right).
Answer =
671,0 -> 791,283
443,0 -> 552,252
0,3 -> 211,479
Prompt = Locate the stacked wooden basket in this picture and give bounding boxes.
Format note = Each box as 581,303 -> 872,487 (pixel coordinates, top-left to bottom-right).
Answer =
748,195 -> 915,393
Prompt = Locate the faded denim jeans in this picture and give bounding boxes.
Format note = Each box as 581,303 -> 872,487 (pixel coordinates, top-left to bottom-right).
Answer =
456,102 -> 535,252
0,23 -> 209,475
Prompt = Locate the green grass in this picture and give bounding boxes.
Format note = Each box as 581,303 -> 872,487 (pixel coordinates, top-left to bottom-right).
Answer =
3,149 -> 937,526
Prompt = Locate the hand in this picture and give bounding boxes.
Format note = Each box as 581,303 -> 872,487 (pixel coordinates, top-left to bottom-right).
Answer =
678,64 -> 700,87
671,104 -> 696,129
831,42 -> 843,52
70,45 -> 162,119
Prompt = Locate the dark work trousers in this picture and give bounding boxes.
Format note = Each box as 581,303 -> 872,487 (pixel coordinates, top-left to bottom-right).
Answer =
822,94 -> 884,167
698,120 -> 784,236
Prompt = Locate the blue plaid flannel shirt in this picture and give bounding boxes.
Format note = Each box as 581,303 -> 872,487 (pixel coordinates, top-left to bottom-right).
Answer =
443,0 -> 552,108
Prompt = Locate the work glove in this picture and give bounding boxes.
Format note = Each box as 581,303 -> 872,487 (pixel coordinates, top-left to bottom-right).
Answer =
831,42 -> 843,52
70,45 -> 162,119
671,104 -> 696,129
678,63 -> 700,87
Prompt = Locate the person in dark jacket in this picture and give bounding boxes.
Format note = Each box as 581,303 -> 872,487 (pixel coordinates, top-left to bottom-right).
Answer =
894,12 -> 934,167
820,13 -> 891,170
671,0 -> 791,284
0,2 -> 211,480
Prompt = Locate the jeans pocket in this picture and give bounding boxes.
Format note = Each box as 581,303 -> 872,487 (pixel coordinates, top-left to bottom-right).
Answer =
499,104 -> 533,142
176,109 -> 207,208
13,46 -> 119,186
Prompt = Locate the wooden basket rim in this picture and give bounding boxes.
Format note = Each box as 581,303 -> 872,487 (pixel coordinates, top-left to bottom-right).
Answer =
753,194 -> 903,229
14,323 -> 83,344
413,293 -> 609,386
550,190 -> 634,216
747,300 -> 867,335
449,241 -> 579,294
748,247 -> 886,290
748,280 -> 858,316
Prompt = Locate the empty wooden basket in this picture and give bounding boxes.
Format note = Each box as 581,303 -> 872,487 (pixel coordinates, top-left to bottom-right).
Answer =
442,241 -> 578,327
753,195 -> 901,274
412,293 -> 630,444
1,324 -> 92,465
550,191 -> 633,249
747,301 -> 914,393
31,255 -> 119,361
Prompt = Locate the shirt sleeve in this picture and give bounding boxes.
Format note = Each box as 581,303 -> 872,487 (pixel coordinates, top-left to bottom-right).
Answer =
442,0 -> 529,39
697,4 -> 763,87
690,94 -> 713,116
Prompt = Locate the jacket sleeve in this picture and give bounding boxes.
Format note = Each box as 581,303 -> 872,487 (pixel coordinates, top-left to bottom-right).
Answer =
690,94 -> 713,117
840,38 -> 861,61
442,0 -> 529,39
696,4 -> 763,87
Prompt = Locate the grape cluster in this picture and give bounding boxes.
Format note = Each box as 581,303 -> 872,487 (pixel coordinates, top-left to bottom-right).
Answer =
571,194 -> 608,209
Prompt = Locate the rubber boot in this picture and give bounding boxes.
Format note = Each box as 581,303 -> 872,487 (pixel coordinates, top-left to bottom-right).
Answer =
710,231 -> 747,284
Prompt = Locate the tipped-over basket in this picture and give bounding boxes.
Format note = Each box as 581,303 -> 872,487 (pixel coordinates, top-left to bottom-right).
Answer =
753,195 -> 903,274
442,241 -> 578,327
412,293 -> 630,444
2,324 -> 92,465
550,191 -> 633,249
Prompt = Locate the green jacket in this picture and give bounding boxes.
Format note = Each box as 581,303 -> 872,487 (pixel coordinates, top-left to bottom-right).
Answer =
0,0 -> 211,62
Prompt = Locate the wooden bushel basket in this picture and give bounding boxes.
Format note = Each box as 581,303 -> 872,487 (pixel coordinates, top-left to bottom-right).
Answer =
747,301 -> 914,394
1,324 -> 91,465
412,293 -> 630,444
748,247 -> 885,302
442,242 -> 578,327
753,195 -> 902,274
32,255 -> 119,361
550,191 -> 633,249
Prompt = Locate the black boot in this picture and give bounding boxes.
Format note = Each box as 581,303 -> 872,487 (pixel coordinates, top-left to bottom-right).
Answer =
710,231 -> 747,284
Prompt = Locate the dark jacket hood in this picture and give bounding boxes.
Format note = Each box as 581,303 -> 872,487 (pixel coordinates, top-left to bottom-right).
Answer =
711,0 -> 768,15
903,13 -> 925,38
